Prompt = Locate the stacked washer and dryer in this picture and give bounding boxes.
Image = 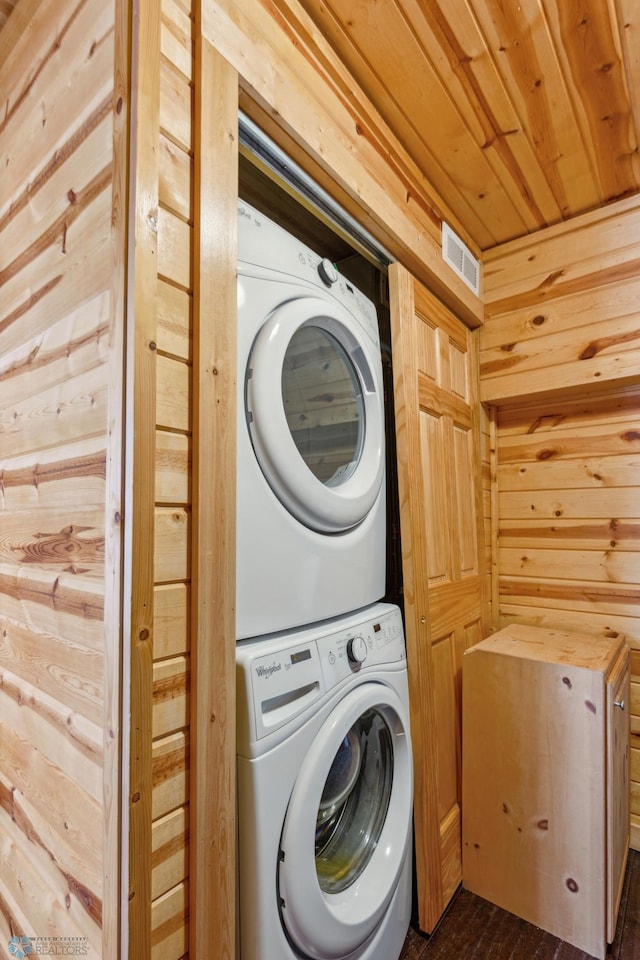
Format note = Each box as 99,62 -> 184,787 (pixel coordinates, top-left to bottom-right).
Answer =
235,200 -> 413,960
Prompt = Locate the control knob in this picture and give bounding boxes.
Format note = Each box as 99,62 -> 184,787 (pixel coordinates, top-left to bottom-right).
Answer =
318,258 -> 339,286
347,635 -> 368,666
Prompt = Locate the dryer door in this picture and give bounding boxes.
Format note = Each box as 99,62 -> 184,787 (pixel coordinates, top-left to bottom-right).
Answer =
245,297 -> 385,533
278,683 -> 413,960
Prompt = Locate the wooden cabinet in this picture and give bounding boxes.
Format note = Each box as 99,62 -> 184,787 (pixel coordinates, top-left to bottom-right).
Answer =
462,624 -> 629,960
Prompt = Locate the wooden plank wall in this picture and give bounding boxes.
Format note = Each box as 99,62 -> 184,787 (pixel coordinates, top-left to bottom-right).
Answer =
0,0 -> 121,955
149,1 -> 193,957
480,195 -> 640,405
133,5 -> 239,959
480,198 -> 640,847
493,390 -> 640,642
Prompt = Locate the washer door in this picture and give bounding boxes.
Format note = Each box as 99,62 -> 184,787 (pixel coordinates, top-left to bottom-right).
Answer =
278,683 -> 412,960
246,297 -> 384,533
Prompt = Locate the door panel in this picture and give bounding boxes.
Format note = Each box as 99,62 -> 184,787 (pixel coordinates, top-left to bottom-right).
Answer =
453,424 -> 479,575
420,411 -> 449,583
432,634 -> 458,820
390,262 -> 487,932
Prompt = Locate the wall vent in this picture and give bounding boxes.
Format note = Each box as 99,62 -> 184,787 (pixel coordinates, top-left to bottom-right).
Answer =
442,222 -> 481,296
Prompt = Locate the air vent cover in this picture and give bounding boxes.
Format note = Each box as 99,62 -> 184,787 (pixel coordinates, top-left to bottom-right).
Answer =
442,222 -> 481,296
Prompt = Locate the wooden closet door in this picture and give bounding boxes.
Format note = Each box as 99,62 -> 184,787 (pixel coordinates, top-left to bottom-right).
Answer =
389,263 -> 487,932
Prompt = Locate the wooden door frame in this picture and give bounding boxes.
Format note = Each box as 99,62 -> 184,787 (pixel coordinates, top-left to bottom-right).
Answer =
125,0 -> 160,953
389,263 -> 488,932
388,264 -> 445,931
189,25 -> 238,960
125,2 -> 486,957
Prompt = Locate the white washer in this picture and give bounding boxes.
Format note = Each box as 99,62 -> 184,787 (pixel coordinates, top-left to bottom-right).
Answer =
236,602 -> 413,960
236,201 -> 387,640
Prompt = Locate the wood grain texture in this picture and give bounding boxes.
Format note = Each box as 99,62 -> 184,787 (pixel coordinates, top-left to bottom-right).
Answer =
157,280 -> 191,361
103,0 -> 127,947
0,615 -> 102,724
463,626 -> 628,959
0,0 -> 36,65
390,263 -> 488,933
156,430 -> 190,504
390,264 -> 444,932
151,880 -> 188,960
153,656 -> 189,739
189,25 -> 237,960
5,0 -> 640,257
152,807 -> 189,901
159,132 -> 192,222
154,583 -> 189,661
291,0 -> 640,249
160,56 -> 192,151
493,386 -> 639,853
154,508 -> 189,584
161,0 -> 192,82
152,731 -> 188,822
0,0 -> 120,951
481,197 -> 640,402
125,0 -> 162,954
156,355 -> 190,432
481,202 -> 639,865
0,800 -> 101,950
139,4 -> 197,958
494,389 -> 640,646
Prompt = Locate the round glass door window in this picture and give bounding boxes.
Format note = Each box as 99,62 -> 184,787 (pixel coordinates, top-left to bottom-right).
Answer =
277,683 -> 412,958
282,326 -> 365,488
315,708 -> 393,893
246,298 -> 385,533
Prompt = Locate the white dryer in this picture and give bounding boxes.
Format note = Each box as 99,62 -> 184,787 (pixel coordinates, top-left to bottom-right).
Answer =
236,602 -> 413,960
236,201 -> 387,640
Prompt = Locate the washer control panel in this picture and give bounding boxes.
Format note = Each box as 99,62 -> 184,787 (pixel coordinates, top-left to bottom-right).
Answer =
347,635 -> 368,665
237,603 -> 406,747
317,606 -> 405,690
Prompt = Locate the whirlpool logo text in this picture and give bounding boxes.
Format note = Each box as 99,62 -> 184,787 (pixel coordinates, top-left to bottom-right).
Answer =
255,661 -> 282,679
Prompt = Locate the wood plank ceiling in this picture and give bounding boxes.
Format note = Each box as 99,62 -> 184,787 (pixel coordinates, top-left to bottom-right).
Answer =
295,0 -> 640,251
3,0 -> 639,253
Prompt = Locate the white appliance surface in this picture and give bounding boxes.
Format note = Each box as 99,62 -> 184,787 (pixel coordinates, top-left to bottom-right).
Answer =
236,602 -> 413,960
236,200 -> 387,640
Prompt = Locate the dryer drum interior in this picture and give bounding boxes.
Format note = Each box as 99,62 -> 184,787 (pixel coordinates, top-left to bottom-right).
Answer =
282,324 -> 366,488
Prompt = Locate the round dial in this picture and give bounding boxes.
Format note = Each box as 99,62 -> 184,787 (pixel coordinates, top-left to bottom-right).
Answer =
347,635 -> 368,665
318,258 -> 339,286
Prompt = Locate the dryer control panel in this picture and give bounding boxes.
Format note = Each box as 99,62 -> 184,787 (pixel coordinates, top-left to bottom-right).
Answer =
238,199 -> 380,343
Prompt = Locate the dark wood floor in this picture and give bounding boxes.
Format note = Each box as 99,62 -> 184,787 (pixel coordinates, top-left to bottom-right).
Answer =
400,850 -> 640,960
